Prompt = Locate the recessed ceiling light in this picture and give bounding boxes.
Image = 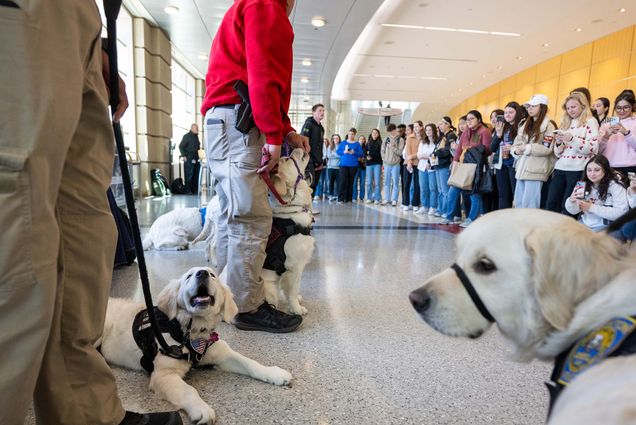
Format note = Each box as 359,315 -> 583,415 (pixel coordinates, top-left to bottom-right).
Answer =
300,77 -> 309,83
311,17 -> 327,27
164,6 -> 179,15
302,58 -> 312,66
482,74 -> 486,78
516,56 -> 523,60
198,53 -> 208,60
619,8 -> 626,12
542,43 -> 549,47
575,28 -> 582,32
469,82 -> 474,86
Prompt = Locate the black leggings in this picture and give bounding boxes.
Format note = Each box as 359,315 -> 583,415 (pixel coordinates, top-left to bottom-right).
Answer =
338,166 -> 357,202
546,169 -> 582,215
495,164 -> 516,209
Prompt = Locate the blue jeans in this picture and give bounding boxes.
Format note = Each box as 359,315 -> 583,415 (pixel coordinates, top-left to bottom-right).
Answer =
514,180 -> 543,208
365,164 -> 382,201
353,168 -> 366,200
315,167 -> 327,197
435,167 -> 450,214
445,186 -> 482,221
383,164 -> 401,202
418,170 -> 438,209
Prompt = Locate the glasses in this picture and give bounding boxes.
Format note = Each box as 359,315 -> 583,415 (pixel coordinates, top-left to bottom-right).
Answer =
615,105 -> 633,112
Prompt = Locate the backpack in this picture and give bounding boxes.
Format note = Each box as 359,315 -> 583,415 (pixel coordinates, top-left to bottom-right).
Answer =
151,169 -> 171,197
170,178 -> 187,194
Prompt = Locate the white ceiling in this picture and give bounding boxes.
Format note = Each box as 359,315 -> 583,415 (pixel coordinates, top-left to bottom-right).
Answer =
333,0 -> 636,121
128,0 -> 635,122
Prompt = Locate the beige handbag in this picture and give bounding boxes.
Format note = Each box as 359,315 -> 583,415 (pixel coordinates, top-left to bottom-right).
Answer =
447,161 -> 477,190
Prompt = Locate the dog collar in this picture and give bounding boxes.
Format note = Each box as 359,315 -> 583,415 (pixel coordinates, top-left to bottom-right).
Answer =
450,263 -> 495,323
546,315 -> 636,418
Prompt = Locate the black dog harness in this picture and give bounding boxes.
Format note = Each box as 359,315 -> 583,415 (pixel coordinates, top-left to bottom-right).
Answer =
546,315 -> 636,417
450,263 -> 495,323
263,217 -> 312,276
132,308 -> 219,374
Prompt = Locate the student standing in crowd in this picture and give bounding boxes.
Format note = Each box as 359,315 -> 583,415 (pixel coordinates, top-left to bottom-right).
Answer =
599,91 -> 636,177
415,123 -> 438,215
593,97 -> 611,125
433,117 -> 456,217
381,123 -> 405,206
565,155 -> 629,234
365,128 -> 383,204
314,138 -> 330,200
491,102 -> 524,209
440,110 -> 492,227
336,128 -> 364,203
301,103 -> 325,196
511,94 -> 557,208
546,92 -> 599,214
402,123 -> 421,211
326,134 -> 341,201
353,135 -> 367,202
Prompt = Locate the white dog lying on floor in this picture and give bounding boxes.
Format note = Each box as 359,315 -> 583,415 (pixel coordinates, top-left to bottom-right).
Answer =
142,207 -> 204,251
99,267 -> 292,424
196,148 -> 315,315
409,209 -> 636,425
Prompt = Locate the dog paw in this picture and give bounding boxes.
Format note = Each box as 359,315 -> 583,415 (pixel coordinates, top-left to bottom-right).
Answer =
297,295 -> 304,303
190,405 -> 216,424
264,366 -> 293,386
177,245 -> 189,251
288,304 -> 308,315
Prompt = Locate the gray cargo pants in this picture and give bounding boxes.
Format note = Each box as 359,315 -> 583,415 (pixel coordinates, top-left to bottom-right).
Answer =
204,105 -> 272,312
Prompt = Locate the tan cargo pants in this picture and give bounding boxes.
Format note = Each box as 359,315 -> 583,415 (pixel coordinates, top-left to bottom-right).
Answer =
0,1 -> 125,424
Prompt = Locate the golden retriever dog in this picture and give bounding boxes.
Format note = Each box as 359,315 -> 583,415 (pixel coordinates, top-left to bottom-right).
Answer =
143,207 -> 204,251
99,267 -> 292,424
409,209 -> 636,425
197,148 -> 315,315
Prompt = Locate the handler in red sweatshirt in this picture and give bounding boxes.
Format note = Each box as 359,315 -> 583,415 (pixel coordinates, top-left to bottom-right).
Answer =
201,0 -> 308,333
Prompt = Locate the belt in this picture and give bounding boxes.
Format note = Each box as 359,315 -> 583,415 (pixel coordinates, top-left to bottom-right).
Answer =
214,104 -> 238,110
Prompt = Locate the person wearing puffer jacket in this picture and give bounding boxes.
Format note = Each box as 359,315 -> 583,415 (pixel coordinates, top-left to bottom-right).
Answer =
546,92 -> 599,214
512,94 -> 557,208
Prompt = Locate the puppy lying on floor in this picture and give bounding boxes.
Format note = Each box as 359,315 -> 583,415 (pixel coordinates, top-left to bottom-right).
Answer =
409,209 -> 636,425
99,267 -> 292,424
143,207 -> 205,251
195,148 -> 315,315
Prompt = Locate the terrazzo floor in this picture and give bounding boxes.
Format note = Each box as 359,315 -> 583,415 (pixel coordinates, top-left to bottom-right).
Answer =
26,194 -> 551,425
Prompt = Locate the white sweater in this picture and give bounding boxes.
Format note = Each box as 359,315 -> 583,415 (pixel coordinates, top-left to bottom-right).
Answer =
416,142 -> 436,172
564,180 -> 629,232
554,118 -> 599,171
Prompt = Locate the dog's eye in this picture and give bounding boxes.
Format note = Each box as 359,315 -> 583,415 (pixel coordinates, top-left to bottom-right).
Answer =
474,258 -> 497,274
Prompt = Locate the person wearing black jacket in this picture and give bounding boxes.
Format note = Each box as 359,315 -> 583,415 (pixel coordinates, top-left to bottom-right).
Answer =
179,124 -> 201,194
301,104 -> 325,193
365,128 -> 383,203
434,117 -> 457,216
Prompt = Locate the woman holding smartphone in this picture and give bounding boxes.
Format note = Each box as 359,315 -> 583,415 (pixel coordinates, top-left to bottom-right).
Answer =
599,91 -> 636,178
593,97 -> 611,125
326,134 -> 341,201
511,94 -> 557,208
546,91 -> 599,214
491,102 -> 524,209
336,128 -> 364,203
565,155 -> 629,233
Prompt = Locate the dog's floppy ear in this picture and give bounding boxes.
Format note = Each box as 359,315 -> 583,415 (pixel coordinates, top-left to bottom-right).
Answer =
525,223 -> 626,330
156,279 -> 180,318
219,282 -> 239,323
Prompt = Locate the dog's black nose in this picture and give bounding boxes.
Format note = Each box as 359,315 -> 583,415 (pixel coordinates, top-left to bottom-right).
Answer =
409,288 -> 431,314
196,269 -> 209,279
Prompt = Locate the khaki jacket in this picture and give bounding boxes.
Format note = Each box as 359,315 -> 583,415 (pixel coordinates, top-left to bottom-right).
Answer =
512,117 -> 557,182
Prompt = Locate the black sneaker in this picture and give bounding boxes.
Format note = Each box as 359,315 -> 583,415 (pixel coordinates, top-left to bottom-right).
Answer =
119,411 -> 183,425
234,302 -> 302,333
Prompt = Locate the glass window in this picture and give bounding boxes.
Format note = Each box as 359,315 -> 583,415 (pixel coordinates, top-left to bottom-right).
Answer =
171,60 -> 197,163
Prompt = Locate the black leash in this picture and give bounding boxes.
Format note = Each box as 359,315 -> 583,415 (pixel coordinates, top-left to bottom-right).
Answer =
450,263 -> 495,323
103,0 -> 183,360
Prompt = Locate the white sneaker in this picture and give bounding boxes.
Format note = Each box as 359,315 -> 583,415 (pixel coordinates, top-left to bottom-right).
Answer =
381,200 -> 388,206
434,211 -> 442,217
374,200 -> 381,205
459,218 -> 473,228
365,199 -> 372,204
313,196 -> 320,201
428,207 -> 436,215
391,201 -> 397,207
414,208 -> 426,215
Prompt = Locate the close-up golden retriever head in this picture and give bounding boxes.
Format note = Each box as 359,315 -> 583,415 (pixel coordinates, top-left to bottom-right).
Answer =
157,266 -> 238,326
410,209 -> 631,361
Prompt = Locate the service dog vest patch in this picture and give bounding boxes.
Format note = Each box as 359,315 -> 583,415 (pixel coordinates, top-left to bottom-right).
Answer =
547,315 -> 636,417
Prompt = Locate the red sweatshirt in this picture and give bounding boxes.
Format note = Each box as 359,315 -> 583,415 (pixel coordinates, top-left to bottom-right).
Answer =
201,0 -> 295,146
454,124 -> 492,161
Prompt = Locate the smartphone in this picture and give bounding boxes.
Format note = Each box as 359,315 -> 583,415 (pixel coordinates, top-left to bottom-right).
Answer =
496,115 -> 505,123
608,116 -> 620,126
575,181 -> 586,199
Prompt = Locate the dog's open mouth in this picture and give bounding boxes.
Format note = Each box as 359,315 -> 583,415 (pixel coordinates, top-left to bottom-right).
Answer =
190,286 -> 214,308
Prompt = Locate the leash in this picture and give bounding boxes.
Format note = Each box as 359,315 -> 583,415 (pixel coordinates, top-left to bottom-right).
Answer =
259,145 -> 289,205
104,0 -> 183,360
450,263 -> 495,323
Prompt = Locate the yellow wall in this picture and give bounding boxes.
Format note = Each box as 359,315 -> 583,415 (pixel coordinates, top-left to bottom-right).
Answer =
448,25 -> 636,125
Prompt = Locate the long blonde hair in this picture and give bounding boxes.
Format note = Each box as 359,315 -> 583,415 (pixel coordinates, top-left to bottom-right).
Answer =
560,92 -> 592,129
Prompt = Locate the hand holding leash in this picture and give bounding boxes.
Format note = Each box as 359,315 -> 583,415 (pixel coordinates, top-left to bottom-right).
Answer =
257,144 -> 281,175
